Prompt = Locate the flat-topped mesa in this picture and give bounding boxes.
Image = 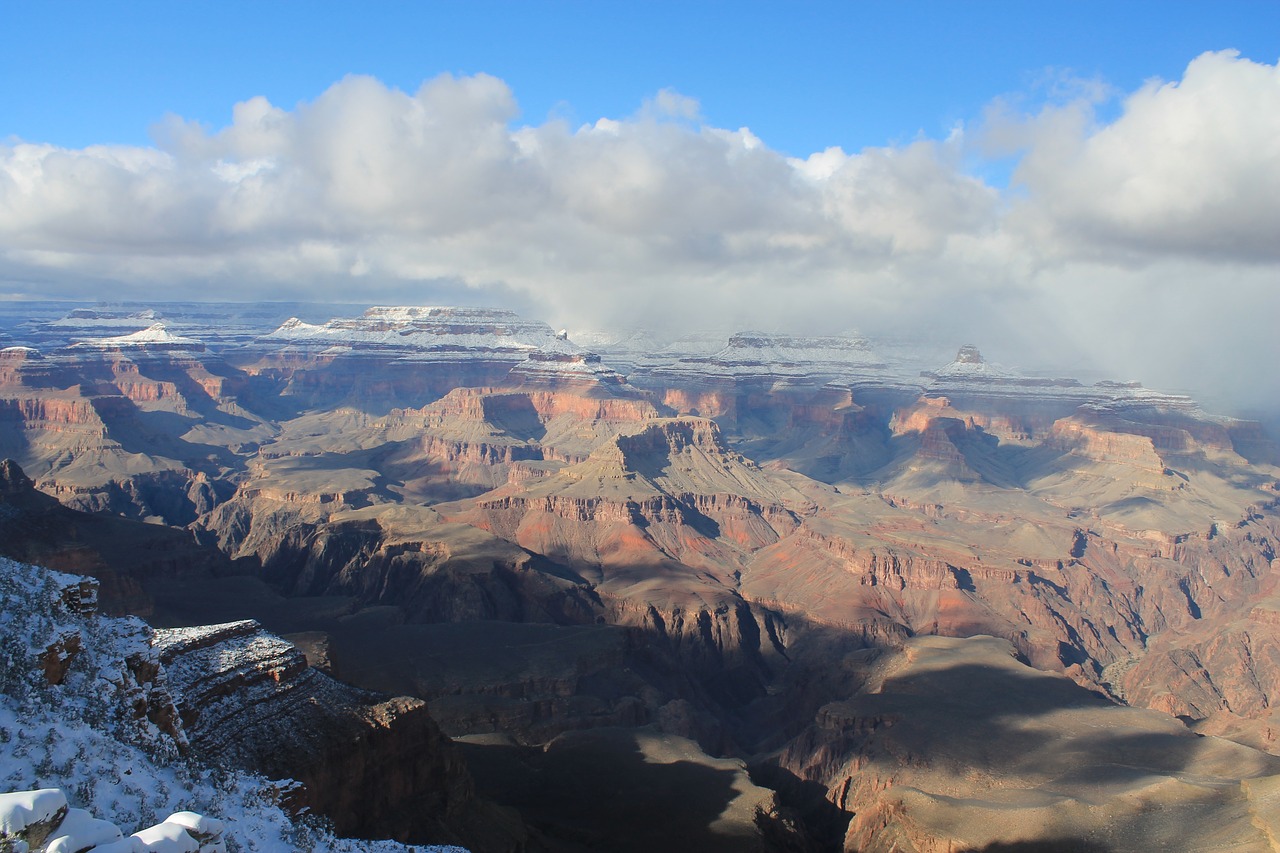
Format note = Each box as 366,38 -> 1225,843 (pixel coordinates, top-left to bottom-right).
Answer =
650,330 -> 892,386
35,322 -> 249,407
49,306 -> 165,334
508,348 -> 628,388
0,345 -> 41,360
32,307 -> 205,353
262,306 -> 580,359
0,345 -> 53,387
569,328 -> 727,376
921,345 -> 1207,416
250,305 -> 635,402
604,330 -> 910,425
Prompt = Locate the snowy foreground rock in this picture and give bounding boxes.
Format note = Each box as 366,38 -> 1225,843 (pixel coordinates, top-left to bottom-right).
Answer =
0,557 -> 465,853
0,787 -> 223,852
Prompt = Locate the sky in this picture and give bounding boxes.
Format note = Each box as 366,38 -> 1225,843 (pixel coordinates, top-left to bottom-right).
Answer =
1,2 -> 1279,414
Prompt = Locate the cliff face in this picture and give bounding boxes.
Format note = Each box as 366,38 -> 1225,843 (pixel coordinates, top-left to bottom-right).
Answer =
0,557 -> 462,853
0,340 -> 266,525
153,619 -> 516,848
179,352 -> 1280,768
0,459 -> 240,617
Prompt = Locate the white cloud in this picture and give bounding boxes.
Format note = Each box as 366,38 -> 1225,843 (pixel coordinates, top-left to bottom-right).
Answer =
0,53 -> 1278,412
1003,50 -> 1280,262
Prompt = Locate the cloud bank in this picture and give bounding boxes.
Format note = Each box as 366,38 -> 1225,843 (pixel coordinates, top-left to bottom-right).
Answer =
1,51 -> 1277,413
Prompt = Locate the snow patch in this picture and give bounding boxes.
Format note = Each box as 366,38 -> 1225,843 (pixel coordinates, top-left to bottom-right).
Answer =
71,324 -> 203,350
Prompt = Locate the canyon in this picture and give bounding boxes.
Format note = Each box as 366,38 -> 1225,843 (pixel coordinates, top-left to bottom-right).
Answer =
2,302 -> 1279,852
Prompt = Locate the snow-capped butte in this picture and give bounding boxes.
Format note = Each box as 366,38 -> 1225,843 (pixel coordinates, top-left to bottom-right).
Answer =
926,344 -> 1012,380
70,323 -> 205,352
920,345 -> 1203,414
647,330 -> 894,386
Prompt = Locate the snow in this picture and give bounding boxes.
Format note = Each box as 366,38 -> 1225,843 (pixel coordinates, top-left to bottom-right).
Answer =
0,557 -> 467,853
581,327 -> 1204,409
44,807 -> 125,852
149,621 -> 314,744
0,788 -> 66,834
261,307 -> 582,359
49,310 -> 160,328
26,303 -> 354,353
70,324 -> 203,350
88,838 -> 146,853
158,812 -> 223,838
709,332 -> 885,375
130,821 -> 200,853
258,306 -> 636,385
915,346 -> 1203,413
637,331 -> 894,385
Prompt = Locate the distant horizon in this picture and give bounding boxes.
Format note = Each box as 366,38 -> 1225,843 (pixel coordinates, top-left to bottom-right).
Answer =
0,297 -> 1257,422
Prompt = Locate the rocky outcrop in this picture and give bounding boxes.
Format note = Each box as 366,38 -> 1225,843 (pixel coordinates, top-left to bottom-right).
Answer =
0,557 -> 462,853
0,790 -> 228,853
1109,518 -> 1280,747
741,501 -> 1273,681
442,418 -> 808,584
891,394 -> 1055,444
248,507 -> 602,626
152,620 -> 501,846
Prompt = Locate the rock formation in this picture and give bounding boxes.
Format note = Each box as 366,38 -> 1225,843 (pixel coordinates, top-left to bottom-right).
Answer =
5,301 -> 1280,851
0,557 -> 465,853
0,459 -> 239,616
152,620 -> 522,849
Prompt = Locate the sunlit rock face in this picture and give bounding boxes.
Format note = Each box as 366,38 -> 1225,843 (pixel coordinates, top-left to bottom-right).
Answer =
0,325 -> 264,525
5,300 -> 1280,851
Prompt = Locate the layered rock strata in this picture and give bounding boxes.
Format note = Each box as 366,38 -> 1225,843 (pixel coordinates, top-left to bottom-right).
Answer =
152,620 -> 512,847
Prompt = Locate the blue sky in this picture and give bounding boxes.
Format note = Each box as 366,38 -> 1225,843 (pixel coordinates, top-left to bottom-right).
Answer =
1,2 -> 1279,412
4,1 -> 1276,158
